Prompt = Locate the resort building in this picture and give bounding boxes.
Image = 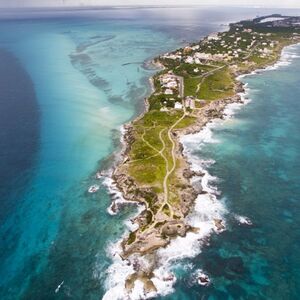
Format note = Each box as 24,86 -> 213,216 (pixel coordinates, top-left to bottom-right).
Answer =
165,89 -> 173,95
174,102 -> 183,109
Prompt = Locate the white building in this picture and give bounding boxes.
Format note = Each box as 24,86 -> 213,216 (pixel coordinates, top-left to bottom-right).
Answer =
191,45 -> 200,50
174,102 -> 183,109
194,58 -> 201,64
263,48 -> 272,54
213,53 -> 226,60
194,52 -> 213,60
165,81 -> 177,89
165,89 -> 173,95
163,54 -> 181,60
207,33 -> 220,41
160,107 -> 169,112
185,56 -> 194,64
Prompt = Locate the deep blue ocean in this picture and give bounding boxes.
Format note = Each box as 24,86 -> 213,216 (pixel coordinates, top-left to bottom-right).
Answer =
0,6 -> 300,300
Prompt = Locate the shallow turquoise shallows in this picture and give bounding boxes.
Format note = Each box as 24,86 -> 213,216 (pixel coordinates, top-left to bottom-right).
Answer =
0,7 -> 300,300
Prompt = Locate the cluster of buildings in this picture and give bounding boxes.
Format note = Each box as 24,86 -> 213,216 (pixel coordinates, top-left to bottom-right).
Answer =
158,72 -> 200,111
162,52 -> 182,60
162,17 -> 294,69
185,52 -> 228,64
159,73 -> 179,95
156,18 -> 292,112
158,72 -> 184,111
163,29 -> 270,64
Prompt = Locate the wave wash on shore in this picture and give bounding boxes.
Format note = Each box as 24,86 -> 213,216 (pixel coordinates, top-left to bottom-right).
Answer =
101,17 -> 300,299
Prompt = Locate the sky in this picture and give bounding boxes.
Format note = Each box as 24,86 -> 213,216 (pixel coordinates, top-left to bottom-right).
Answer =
0,0 -> 300,8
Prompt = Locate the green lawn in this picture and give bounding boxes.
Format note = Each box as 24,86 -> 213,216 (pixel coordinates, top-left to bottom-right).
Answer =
127,110 -> 195,192
184,77 -> 201,97
198,67 -> 235,100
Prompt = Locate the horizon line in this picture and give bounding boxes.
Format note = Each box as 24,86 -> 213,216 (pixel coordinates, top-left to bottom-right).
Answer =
1,4 -> 300,9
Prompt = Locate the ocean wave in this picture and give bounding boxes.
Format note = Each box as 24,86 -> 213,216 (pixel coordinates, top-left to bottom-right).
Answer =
103,243 -> 135,300
234,214 -> 253,226
103,176 -> 127,215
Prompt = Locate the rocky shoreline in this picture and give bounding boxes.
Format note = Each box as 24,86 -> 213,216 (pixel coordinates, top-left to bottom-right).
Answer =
108,74 -> 246,290
106,29 -> 300,297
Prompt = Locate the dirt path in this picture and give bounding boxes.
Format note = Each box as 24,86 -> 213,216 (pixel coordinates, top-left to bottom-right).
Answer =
157,111 -> 187,217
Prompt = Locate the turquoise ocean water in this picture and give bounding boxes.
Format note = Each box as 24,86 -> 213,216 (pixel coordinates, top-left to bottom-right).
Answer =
0,6 -> 300,300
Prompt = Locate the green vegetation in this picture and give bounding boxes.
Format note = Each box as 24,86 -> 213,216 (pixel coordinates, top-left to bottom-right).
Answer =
184,77 -> 200,97
148,94 -> 180,110
127,231 -> 137,245
199,67 -> 235,101
128,111 -> 189,191
175,115 -> 196,129
162,204 -> 171,217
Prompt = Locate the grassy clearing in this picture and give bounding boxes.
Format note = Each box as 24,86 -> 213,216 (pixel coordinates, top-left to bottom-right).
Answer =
127,111 -> 188,190
129,154 -> 166,188
184,77 -> 201,97
175,115 -> 196,129
198,67 -> 235,100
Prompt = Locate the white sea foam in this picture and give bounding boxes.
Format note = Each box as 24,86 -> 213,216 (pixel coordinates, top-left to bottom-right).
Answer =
193,269 -> 211,286
234,214 -> 253,226
223,84 -> 251,119
102,176 -> 144,216
102,247 -> 134,300
102,177 -> 126,215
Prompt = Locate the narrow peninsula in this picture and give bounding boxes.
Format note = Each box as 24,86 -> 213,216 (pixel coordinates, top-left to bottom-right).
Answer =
110,14 -> 300,294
